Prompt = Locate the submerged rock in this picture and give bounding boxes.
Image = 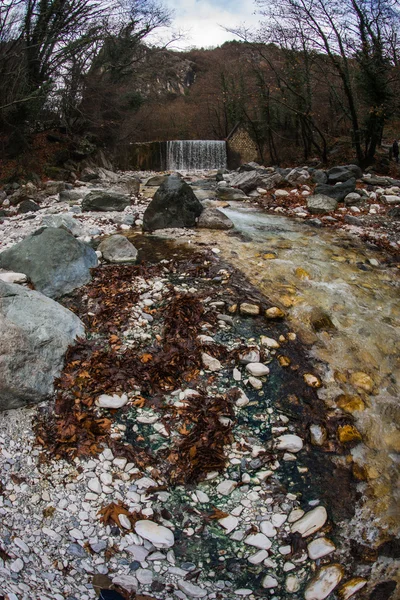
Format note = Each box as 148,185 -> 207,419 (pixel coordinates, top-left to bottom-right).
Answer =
0,281 -> 84,410
143,176 -> 203,231
291,506 -> 328,537
304,564 -> 344,600
197,207 -> 234,230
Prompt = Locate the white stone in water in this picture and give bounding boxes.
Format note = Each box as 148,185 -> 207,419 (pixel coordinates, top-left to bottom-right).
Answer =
339,578 -> 367,599
216,479 -> 236,496
234,590 -> 253,596
275,434 -> 303,453
291,506 -> 327,537
249,376 -> 263,389
235,389 -> 250,408
304,564 -> 344,600
201,352 -> 222,371
118,514 -> 131,529
286,575 -> 301,593
262,575 -> 278,589
288,508 -> 305,523
96,393 -> 129,409
307,537 -> 336,560
271,513 -> 287,527
87,477 -> 102,495
218,515 -> 239,534
245,363 -> 270,377
233,367 -> 241,381
196,490 -> 210,503
260,521 -> 277,537
248,549 -> 269,565
178,580 -> 207,598
244,533 -> 272,550
310,424 -> 327,446
260,336 -> 280,349
239,349 -> 260,364
135,520 -> 174,548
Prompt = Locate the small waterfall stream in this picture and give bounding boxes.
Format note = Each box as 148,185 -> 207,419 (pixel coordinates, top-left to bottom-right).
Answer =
166,140 -> 227,171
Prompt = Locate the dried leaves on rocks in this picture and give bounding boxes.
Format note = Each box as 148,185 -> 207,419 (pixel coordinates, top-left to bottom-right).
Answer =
34,260 -> 235,483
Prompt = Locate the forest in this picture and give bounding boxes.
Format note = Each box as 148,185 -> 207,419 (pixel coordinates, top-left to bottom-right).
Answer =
0,0 -> 400,178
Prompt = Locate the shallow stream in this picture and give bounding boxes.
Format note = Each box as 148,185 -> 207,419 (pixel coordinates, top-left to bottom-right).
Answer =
193,201 -> 400,541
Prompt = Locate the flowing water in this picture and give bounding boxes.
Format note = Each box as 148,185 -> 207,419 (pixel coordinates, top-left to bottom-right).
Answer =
167,140 -> 227,171
192,201 -> 400,541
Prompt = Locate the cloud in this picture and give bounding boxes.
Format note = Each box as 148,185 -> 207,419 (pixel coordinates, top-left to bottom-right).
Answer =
151,0 -> 260,50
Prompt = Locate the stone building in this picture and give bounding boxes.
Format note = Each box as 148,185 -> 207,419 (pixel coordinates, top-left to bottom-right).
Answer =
226,123 -> 260,168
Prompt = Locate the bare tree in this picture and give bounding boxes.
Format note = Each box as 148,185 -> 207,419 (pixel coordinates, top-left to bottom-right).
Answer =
252,0 -> 400,166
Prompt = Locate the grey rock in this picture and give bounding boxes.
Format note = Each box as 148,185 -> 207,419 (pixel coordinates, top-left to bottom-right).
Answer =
311,170 -> 328,184
82,191 -> 130,212
315,178 -> 356,201
0,281 -> 84,410
344,215 -> 363,226
67,544 -> 87,558
0,227 -> 98,298
327,164 -> 362,183
229,170 -> 283,193
41,213 -> 83,236
59,189 -> 87,202
142,175 -> 203,232
80,168 -> 99,182
144,175 -> 168,186
307,194 -> 338,214
197,208 -> 234,230
286,168 -> 310,185
238,162 -> 261,172
216,187 -> 248,200
344,192 -> 363,206
98,235 -> 138,264
388,206 -> 400,219
17,199 -> 40,214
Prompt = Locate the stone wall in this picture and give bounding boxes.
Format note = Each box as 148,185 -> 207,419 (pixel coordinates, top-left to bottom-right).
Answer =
227,125 -> 260,168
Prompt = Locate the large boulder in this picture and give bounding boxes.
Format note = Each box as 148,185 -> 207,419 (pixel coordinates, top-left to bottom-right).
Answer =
229,170 -> 283,193
142,176 -> 203,231
0,227 -> 98,299
0,281 -> 84,410
315,178 -> 356,201
98,235 -> 138,263
41,213 -> 84,236
307,194 -> 338,214
197,208 -> 234,230
327,164 -> 362,183
286,168 -> 310,185
81,191 -> 130,212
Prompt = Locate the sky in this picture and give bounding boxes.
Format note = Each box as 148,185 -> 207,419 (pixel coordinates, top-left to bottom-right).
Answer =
159,0 -> 261,50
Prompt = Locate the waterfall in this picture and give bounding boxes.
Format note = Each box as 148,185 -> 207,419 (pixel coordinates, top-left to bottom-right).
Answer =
166,140 -> 227,171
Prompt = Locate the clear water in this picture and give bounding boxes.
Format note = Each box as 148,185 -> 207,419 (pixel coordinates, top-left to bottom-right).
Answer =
167,140 -> 227,171
197,201 -> 400,539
